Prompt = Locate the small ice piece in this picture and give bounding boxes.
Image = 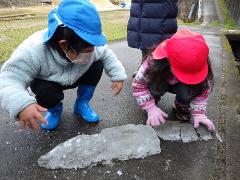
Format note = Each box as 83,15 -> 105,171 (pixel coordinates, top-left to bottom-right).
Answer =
196,126 -> 212,141
154,121 -> 181,141
164,159 -> 172,171
181,123 -> 199,143
215,132 -> 223,143
134,175 -> 140,180
38,124 -> 160,169
117,170 -> 122,176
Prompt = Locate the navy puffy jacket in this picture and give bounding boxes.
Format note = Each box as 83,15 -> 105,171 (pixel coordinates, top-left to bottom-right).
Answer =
127,0 -> 178,50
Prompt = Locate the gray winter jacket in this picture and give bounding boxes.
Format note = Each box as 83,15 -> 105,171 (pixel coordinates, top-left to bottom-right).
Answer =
0,29 -> 127,118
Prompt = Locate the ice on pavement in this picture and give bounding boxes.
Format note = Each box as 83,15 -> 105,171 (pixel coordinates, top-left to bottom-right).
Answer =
154,121 -> 212,142
181,123 -> 199,143
196,126 -> 213,141
154,121 -> 181,141
38,124 -> 160,169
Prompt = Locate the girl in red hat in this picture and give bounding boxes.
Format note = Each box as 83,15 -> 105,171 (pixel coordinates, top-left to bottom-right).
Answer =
132,29 -> 215,132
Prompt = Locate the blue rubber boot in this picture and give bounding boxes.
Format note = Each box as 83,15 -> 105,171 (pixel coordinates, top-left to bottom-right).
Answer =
74,85 -> 100,122
40,102 -> 63,130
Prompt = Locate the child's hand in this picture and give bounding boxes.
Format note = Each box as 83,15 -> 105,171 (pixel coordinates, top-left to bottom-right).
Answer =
146,106 -> 168,126
19,103 -> 48,131
111,81 -> 123,96
192,114 -> 215,132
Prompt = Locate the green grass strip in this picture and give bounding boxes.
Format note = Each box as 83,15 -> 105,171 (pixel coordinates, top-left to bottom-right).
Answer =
0,10 -> 129,63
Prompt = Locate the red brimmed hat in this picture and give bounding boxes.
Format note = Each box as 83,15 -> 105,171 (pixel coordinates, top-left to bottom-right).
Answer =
152,29 -> 209,85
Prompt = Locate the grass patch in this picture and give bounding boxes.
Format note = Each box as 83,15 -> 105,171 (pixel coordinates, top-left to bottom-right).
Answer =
177,19 -> 201,26
0,25 -> 46,62
218,0 -> 238,29
209,20 -> 222,27
0,6 -> 52,17
0,8 -> 129,63
0,8 -> 33,16
100,10 -> 129,41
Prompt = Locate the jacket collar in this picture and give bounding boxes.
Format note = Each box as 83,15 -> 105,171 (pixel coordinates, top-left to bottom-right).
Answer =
48,45 -> 71,66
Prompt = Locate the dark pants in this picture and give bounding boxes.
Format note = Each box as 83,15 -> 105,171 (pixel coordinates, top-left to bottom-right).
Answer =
149,83 -> 192,121
149,82 -> 192,105
149,82 -> 192,121
30,61 -> 103,108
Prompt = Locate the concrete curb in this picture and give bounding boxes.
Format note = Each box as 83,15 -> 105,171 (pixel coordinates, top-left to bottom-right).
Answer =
222,35 -> 240,180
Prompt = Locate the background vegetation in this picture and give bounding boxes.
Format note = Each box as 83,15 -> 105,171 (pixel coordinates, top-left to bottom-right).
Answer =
0,7 -> 129,63
218,0 -> 238,29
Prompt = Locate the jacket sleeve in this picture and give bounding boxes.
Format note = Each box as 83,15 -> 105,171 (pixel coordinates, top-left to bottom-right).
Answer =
0,50 -> 39,118
190,84 -> 212,115
132,57 -> 155,110
96,45 -> 127,81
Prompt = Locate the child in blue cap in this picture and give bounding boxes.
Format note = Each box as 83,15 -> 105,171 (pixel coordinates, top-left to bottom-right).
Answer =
0,0 -> 127,131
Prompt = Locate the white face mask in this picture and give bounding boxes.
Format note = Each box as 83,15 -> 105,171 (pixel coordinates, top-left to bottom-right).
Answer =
65,51 -> 93,65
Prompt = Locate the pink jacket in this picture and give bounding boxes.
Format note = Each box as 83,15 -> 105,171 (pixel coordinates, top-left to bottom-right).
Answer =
132,56 -> 211,115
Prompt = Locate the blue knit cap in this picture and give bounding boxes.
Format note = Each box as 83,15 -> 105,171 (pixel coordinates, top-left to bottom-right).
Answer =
44,0 -> 106,46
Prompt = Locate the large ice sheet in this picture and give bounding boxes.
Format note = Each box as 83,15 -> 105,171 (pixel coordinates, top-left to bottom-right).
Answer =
38,124 -> 160,169
153,120 -> 213,143
181,123 -> 199,143
154,121 -> 181,141
196,126 -> 212,141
